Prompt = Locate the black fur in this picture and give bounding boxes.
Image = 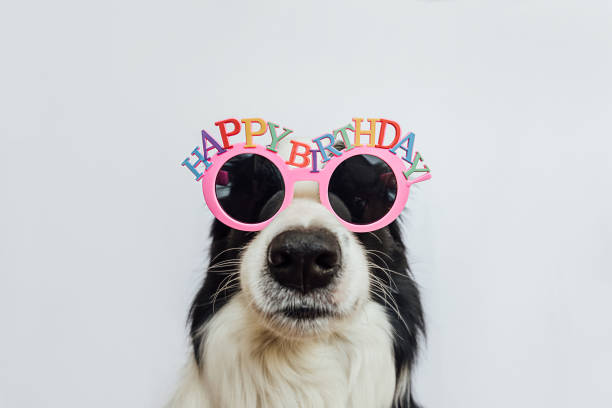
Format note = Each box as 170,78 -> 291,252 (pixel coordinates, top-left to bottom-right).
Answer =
188,222 -> 254,365
356,218 -> 425,408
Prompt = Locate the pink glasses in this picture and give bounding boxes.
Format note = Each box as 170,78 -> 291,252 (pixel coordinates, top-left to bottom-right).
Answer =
201,143 -> 431,233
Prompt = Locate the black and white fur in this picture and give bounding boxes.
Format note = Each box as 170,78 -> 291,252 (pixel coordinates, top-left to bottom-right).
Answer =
169,144 -> 425,408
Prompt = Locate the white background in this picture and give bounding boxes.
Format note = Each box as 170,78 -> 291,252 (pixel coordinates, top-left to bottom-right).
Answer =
1,0 -> 611,407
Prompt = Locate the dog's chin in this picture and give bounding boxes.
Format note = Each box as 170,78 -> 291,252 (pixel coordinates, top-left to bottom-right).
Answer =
259,307 -> 337,339
248,286 -> 349,339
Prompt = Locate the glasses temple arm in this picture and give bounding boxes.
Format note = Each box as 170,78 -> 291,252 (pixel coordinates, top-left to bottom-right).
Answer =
406,169 -> 431,186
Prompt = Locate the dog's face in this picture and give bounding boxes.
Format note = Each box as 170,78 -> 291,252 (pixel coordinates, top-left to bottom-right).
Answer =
188,143 -> 424,405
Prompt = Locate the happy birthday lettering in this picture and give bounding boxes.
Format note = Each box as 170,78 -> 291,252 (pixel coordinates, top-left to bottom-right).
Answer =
181,118 -> 430,181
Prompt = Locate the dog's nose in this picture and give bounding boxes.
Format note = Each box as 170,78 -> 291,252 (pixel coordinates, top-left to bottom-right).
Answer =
267,229 -> 341,293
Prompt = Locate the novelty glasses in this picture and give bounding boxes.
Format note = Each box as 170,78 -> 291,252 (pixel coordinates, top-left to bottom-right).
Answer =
202,143 -> 431,232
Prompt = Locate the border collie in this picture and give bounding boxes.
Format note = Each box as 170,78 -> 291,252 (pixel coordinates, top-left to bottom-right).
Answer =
169,142 -> 425,408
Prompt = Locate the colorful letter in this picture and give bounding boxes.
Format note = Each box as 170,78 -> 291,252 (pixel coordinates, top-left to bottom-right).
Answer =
310,149 -> 321,173
390,132 -> 416,164
181,146 -> 211,180
285,140 -> 311,168
353,117 -> 378,147
333,124 -> 355,150
201,129 -> 226,161
241,118 -> 267,148
214,118 -> 241,149
403,152 -> 430,179
266,122 -> 293,152
312,133 -> 342,163
376,119 -> 401,149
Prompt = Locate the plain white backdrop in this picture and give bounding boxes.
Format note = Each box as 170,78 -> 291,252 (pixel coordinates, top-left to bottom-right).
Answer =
1,0 -> 611,407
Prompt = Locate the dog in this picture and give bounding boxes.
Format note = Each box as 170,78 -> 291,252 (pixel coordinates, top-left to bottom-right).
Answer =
169,140 -> 425,408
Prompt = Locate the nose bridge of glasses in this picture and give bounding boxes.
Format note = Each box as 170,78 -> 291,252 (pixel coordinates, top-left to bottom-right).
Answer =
282,164 -> 326,202
292,180 -> 320,202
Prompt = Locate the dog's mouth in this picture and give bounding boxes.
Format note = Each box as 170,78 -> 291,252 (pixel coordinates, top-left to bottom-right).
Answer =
248,281 -> 360,337
257,281 -> 340,324
255,303 -> 339,337
280,306 -> 333,320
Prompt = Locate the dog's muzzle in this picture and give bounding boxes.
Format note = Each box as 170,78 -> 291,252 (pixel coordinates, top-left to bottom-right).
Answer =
267,228 -> 341,294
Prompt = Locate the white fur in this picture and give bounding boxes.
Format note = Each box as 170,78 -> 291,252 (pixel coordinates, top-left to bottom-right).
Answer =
168,294 -> 396,408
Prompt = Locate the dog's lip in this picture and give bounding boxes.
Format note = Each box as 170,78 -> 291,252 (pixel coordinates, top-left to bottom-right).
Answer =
280,306 -> 332,320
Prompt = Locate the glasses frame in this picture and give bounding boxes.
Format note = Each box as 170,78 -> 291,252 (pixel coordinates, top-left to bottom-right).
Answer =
201,142 -> 430,232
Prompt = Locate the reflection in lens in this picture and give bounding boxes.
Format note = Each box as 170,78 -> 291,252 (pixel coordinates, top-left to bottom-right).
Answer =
215,154 -> 285,224
328,155 -> 397,225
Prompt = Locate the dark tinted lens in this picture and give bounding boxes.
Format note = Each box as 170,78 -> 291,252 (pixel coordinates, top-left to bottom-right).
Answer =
215,154 -> 285,224
328,154 -> 397,225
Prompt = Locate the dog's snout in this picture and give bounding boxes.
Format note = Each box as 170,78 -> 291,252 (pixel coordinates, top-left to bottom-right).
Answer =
267,229 -> 341,293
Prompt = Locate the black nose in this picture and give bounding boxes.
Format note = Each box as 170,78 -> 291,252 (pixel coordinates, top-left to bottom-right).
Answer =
267,229 -> 341,293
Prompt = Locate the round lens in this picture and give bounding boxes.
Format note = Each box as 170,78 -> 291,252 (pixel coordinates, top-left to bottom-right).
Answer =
215,154 -> 285,224
328,154 -> 397,225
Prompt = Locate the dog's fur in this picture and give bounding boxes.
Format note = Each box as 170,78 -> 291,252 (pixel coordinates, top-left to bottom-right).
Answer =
169,145 -> 425,408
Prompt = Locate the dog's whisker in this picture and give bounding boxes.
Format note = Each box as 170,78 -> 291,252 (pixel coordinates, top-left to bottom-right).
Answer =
366,249 -> 393,261
210,279 -> 241,311
210,259 -> 243,265
369,290 -> 407,343
209,245 -> 249,264
208,260 -> 243,268
206,270 -> 242,311
365,251 -> 388,263
369,274 -> 411,337
369,278 -> 410,341
365,250 -> 397,274
365,231 -> 383,245
365,255 -> 394,272
207,264 -> 242,272
367,262 -> 402,292
367,261 -> 406,280
366,252 -> 392,271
